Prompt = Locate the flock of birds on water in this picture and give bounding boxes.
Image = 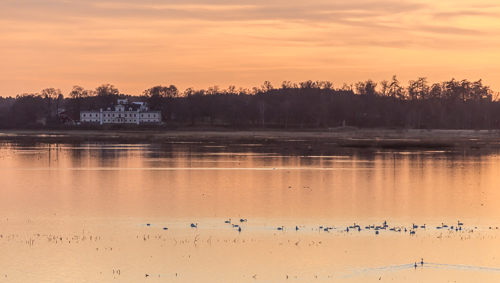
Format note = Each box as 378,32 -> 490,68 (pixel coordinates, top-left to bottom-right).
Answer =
4,218 -> 499,281
142,219 -> 500,278
139,219 -> 500,279
145,219 -> 500,236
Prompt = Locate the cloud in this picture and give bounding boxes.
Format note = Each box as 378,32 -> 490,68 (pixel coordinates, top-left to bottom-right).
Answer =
416,25 -> 483,36
1,0 -> 427,23
432,10 -> 500,20
2,0 -> 500,96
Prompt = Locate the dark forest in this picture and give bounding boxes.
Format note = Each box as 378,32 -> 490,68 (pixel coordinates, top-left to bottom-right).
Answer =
1,76 -> 499,130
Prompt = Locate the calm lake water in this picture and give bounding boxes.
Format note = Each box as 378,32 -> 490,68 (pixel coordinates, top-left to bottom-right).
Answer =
1,142 -> 500,282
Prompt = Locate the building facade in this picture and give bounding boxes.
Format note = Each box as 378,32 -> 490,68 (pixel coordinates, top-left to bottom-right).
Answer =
80,99 -> 161,125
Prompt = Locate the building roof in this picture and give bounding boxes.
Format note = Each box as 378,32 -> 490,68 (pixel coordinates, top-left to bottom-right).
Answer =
101,103 -> 142,111
58,108 -> 79,122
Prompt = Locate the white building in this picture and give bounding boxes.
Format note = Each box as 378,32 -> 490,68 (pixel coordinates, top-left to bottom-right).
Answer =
80,99 -> 161,125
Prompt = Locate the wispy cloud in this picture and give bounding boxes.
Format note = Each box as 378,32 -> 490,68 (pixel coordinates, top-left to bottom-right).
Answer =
1,0 -> 500,96
416,25 -> 484,36
432,10 -> 500,20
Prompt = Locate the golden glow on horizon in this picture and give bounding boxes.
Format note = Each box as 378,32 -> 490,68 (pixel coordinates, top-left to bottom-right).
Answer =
1,0 -> 500,96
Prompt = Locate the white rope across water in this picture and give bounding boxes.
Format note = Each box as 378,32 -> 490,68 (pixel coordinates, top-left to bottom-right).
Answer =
424,263 -> 500,272
340,262 -> 500,278
339,263 -> 416,278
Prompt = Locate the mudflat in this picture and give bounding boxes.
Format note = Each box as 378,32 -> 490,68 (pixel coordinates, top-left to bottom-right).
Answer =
0,128 -> 499,149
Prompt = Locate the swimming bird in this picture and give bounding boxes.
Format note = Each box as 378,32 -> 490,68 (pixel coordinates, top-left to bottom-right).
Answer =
413,223 -> 418,229
163,227 -> 168,230
410,231 -> 415,235
295,226 -> 299,231
375,231 -> 379,235
240,219 -> 247,222
146,223 -> 151,226
232,224 -> 239,228
421,258 -> 424,266
190,223 -> 197,228
238,227 -> 241,232
458,221 -> 463,226
414,262 -> 417,268
420,224 -> 426,229
225,219 -> 231,224
277,226 -> 284,230
346,227 -> 349,232
442,223 -> 448,228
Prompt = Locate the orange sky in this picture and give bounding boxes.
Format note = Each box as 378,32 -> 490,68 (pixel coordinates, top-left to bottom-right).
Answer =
1,0 -> 500,97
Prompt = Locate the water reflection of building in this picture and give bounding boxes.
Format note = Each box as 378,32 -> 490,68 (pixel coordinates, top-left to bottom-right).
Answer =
79,99 -> 161,125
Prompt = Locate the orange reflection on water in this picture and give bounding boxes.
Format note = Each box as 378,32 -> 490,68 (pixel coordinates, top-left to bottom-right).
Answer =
1,144 -> 500,282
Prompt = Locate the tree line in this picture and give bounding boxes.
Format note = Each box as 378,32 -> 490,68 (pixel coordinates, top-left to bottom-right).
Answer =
1,77 -> 500,129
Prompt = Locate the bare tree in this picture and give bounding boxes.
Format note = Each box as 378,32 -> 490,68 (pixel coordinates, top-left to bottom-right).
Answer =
281,81 -> 294,89
261,81 -> 273,92
226,85 -> 236,95
42,88 -> 62,117
389,75 -> 404,99
379,80 -> 389,96
95,84 -> 119,105
319,81 -> 334,90
355,81 -> 366,95
365,80 -> 378,96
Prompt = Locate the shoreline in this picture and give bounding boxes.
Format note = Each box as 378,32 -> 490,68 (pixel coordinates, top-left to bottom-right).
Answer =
0,128 -> 499,149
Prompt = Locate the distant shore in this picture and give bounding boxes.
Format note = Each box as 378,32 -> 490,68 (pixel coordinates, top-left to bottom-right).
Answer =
1,128 -> 500,150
